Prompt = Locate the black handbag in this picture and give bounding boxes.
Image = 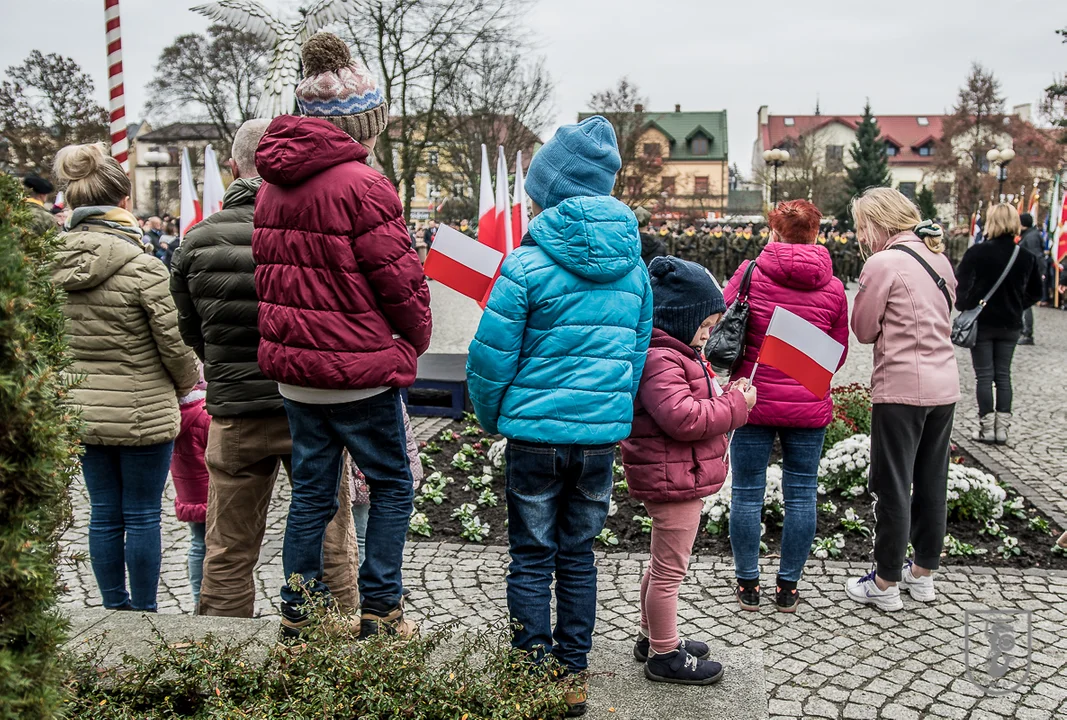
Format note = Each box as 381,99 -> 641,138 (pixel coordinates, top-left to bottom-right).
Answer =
705,261 -> 757,372
951,245 -> 1019,348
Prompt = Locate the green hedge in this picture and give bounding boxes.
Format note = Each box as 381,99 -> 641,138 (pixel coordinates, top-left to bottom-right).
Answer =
0,173 -> 82,719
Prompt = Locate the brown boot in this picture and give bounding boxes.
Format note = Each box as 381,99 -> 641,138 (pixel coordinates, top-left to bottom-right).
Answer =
563,677 -> 588,717
357,603 -> 419,640
279,606 -> 361,643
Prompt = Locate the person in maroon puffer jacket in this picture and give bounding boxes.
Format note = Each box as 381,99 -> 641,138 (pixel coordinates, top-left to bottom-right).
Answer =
251,32 -> 431,641
171,381 -> 210,609
722,200 -> 849,614
622,257 -> 754,687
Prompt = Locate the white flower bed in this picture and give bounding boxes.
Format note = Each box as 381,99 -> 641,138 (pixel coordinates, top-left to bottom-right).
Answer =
947,463 -> 1006,521
818,434 -> 870,495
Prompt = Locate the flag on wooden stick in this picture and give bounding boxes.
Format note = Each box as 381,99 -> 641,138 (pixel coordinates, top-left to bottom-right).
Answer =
512,151 -> 528,249
476,144 -> 496,252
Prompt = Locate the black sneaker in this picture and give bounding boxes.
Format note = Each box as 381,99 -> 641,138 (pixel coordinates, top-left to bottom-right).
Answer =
1017,336 -> 1035,346
632,634 -> 710,662
736,579 -> 760,612
644,646 -> 725,686
775,580 -> 800,613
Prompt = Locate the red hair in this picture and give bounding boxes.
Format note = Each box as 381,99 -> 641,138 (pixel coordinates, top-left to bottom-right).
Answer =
769,200 -> 822,244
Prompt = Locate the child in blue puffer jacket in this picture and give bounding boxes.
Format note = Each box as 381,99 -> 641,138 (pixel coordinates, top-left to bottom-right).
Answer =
467,115 -> 653,717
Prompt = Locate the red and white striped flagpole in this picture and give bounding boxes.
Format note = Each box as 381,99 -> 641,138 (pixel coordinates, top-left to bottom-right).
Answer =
104,0 -> 128,172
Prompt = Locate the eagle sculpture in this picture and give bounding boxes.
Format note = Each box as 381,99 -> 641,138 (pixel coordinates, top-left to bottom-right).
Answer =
192,0 -> 356,118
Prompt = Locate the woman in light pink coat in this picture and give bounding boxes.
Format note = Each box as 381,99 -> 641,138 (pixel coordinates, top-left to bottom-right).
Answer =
844,188 -> 960,612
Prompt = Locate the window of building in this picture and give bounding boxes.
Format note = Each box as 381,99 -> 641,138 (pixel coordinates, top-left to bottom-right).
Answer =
917,117 -> 929,126
428,150 -> 439,166
898,182 -> 917,200
660,177 -> 675,195
784,117 -> 795,126
918,144 -> 934,157
691,137 -> 709,155
167,146 -> 180,165
934,182 -> 952,204
826,145 -> 844,172
694,176 -> 709,195
885,143 -> 898,156
643,142 -> 661,158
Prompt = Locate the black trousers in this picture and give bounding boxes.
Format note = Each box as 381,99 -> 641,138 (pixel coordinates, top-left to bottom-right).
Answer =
970,326 -> 1020,416
869,403 -> 955,582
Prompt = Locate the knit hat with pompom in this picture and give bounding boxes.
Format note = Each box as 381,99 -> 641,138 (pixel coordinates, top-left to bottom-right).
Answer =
295,32 -> 388,142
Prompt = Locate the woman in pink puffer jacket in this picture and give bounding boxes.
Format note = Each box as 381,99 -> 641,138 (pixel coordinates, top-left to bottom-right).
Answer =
723,200 -> 849,614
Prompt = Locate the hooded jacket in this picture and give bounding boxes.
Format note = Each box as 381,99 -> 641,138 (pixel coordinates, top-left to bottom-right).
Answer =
622,330 -> 749,502
172,392 -> 210,523
171,178 -> 284,417
466,195 -> 653,445
724,242 -> 849,427
51,209 -> 200,445
252,115 -> 432,391
851,232 -> 960,407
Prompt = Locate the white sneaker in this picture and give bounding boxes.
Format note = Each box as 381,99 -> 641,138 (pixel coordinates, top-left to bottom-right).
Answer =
899,560 -> 935,602
844,570 -> 903,611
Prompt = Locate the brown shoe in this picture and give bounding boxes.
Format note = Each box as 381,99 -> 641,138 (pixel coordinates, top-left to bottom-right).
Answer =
357,604 -> 419,640
280,607 -> 361,643
563,678 -> 588,717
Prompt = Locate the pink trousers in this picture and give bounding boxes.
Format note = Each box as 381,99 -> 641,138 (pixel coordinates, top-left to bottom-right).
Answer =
639,498 -> 704,654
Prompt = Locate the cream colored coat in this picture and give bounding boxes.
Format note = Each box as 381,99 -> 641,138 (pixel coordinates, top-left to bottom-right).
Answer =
52,224 -> 199,446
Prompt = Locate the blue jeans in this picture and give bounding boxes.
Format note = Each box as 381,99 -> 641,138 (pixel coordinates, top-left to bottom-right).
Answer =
504,441 -> 615,673
188,522 -> 206,607
729,425 -> 825,583
81,442 -> 174,611
351,503 -> 370,569
281,389 -> 413,615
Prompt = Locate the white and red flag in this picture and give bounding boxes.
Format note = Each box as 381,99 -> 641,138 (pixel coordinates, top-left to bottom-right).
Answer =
495,145 -> 513,255
179,147 -> 201,239
202,144 -> 225,218
476,144 -> 497,252
424,224 -> 505,302
756,306 -> 845,399
512,151 -> 529,249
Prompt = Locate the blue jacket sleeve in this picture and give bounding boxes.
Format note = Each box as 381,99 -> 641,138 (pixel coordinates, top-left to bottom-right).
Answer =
631,273 -> 654,399
466,254 -> 529,435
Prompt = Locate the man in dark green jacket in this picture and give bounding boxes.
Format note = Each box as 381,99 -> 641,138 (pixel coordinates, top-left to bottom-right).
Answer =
169,119 -> 357,618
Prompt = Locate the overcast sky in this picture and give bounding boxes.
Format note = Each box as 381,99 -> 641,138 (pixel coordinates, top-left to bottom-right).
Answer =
2,0 -> 1064,175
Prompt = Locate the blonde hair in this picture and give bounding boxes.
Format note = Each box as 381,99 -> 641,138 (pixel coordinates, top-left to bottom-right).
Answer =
850,186 -> 944,253
984,203 -> 1022,240
53,142 -> 130,209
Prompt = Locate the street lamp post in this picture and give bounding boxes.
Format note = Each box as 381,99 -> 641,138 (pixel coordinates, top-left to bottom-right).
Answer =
986,147 -> 1016,202
142,150 -> 170,217
762,148 -> 790,207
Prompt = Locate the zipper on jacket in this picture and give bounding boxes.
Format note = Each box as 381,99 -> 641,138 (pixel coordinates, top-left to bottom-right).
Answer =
694,347 -> 714,397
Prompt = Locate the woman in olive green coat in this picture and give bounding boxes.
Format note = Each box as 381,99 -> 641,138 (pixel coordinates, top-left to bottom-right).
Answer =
52,142 -> 199,611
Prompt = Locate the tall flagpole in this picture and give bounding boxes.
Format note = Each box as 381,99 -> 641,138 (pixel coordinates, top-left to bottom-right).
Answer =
104,0 -> 128,172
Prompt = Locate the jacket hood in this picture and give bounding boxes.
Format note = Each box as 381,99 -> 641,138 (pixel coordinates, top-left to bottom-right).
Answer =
51,228 -> 145,292
755,242 -> 834,290
223,177 -> 262,208
649,328 -> 701,356
255,115 -> 368,186
527,195 -> 640,282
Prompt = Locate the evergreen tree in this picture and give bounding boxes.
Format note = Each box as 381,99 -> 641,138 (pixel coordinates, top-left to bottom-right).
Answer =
915,186 -> 938,221
846,102 -> 892,196
0,173 -> 81,718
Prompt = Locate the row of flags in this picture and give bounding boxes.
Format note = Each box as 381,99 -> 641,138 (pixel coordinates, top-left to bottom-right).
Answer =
178,145 -> 226,240
424,145 -> 529,304
969,180 -> 1067,263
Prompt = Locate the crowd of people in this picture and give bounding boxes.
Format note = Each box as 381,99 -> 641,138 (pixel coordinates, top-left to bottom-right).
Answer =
23,28 -> 1063,718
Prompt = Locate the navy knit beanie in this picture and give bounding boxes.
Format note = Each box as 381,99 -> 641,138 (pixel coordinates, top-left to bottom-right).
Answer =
648,256 -> 726,345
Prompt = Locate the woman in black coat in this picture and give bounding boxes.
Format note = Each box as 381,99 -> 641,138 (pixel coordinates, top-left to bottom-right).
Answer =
954,204 -> 1043,444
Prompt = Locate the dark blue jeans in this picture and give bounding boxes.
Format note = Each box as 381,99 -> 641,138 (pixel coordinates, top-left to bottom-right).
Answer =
281,390 -> 413,615
504,441 -> 614,673
729,425 -> 825,583
81,442 -> 174,611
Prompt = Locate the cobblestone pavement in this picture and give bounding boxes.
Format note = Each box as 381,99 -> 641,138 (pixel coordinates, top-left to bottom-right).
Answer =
58,283 -> 1067,718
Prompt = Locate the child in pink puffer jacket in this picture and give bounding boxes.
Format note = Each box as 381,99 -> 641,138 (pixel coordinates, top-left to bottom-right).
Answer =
171,376 -> 210,607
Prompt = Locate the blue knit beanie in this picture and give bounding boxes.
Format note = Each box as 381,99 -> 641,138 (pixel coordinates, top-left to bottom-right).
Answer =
648,256 -> 726,346
525,116 -> 621,210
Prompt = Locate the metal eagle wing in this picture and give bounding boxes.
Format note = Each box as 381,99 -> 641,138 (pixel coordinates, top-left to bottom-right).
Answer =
191,0 -> 286,46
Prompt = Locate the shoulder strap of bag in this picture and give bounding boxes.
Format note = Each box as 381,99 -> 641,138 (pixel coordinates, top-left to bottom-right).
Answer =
890,244 -> 952,312
977,245 -> 1021,308
738,260 -> 757,302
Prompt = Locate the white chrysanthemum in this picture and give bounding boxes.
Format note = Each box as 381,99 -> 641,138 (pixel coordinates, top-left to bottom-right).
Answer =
849,485 -> 865,497
814,548 -> 829,559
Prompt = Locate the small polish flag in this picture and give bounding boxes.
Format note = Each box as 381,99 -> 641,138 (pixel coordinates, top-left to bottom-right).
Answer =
179,147 -> 202,240
476,145 -> 496,252
512,151 -> 528,249
756,307 -> 845,399
494,145 -> 513,255
425,224 -> 505,302
202,144 -> 226,218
